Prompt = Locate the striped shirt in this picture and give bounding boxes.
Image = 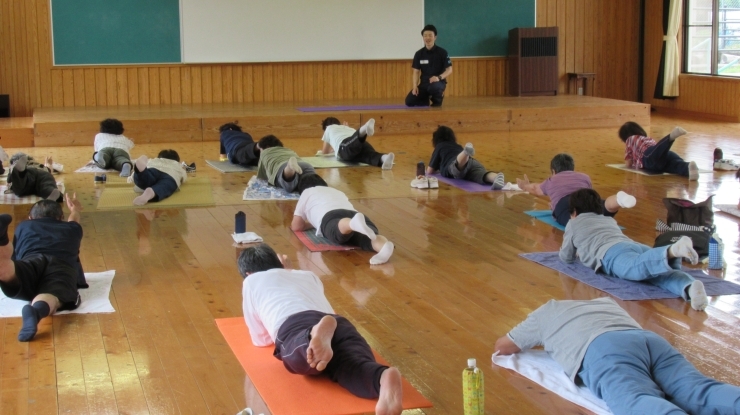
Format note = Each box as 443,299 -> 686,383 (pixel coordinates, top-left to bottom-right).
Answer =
624,135 -> 656,169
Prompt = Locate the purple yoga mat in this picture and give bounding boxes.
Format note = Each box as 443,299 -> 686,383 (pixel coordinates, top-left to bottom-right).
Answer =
430,174 -> 493,192
296,104 -> 417,112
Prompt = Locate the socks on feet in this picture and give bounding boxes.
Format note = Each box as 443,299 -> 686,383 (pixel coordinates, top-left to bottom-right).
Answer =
381,153 -> 394,170
349,213 -> 377,240
370,241 -> 394,265
464,143 -> 475,157
135,155 -> 148,172
360,118 -> 375,137
0,214 -> 13,246
18,301 -> 50,342
14,155 -> 28,172
120,162 -> 133,177
133,188 -> 156,206
669,235 -> 699,265
688,280 -> 708,311
46,189 -> 61,202
490,172 -> 505,190
669,126 -> 687,140
688,161 -> 699,181
616,191 -> 636,209
287,157 -> 302,175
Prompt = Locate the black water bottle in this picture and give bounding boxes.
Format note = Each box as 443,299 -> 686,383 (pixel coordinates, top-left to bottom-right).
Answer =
235,211 -> 246,234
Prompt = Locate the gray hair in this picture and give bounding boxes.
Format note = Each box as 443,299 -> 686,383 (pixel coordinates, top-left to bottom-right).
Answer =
550,153 -> 575,173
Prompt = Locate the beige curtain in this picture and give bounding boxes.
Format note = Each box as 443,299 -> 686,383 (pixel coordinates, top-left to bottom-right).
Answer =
662,0 -> 682,97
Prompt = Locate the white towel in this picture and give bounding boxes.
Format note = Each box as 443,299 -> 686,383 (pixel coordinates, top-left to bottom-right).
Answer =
232,232 -> 264,244
502,182 -> 523,191
0,270 -> 116,317
492,350 -> 612,415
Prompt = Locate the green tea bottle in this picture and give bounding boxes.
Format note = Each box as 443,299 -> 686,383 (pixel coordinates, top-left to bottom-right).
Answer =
463,358 -> 484,414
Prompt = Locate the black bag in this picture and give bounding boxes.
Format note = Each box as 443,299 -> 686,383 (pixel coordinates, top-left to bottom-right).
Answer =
654,230 -> 711,258
662,196 -> 714,228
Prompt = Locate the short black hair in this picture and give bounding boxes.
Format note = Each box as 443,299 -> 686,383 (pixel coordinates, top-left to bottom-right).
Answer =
100,118 -> 124,135
618,122 -> 648,142
432,125 -> 456,147
157,149 -> 180,162
550,153 -> 575,173
295,173 -> 328,194
29,199 -> 64,220
421,24 -> 437,36
237,243 -> 284,277
258,135 -> 283,149
321,117 -> 341,131
219,122 -> 242,133
569,188 -> 603,216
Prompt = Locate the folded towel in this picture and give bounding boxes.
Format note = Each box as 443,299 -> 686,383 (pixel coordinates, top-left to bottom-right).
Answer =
232,232 -> 264,244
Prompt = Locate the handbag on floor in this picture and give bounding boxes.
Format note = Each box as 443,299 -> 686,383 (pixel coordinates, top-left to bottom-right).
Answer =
708,234 -> 725,269
654,230 -> 711,258
662,196 -> 714,228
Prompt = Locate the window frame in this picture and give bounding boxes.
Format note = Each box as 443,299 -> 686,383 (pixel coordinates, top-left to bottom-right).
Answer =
683,0 -> 740,77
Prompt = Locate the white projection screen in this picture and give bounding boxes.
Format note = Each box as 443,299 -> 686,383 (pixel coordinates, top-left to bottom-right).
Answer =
180,0 -> 424,63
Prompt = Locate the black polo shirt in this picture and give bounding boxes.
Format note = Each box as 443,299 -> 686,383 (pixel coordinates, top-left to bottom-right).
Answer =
412,45 -> 452,84
429,141 -> 463,176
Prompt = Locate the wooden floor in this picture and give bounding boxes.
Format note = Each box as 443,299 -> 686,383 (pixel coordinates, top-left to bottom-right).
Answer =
1,110 -> 739,414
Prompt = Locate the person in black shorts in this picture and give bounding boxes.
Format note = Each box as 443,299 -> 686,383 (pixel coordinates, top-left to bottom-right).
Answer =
405,24 -> 453,107
7,154 -> 63,202
218,122 -> 261,167
0,194 -> 85,342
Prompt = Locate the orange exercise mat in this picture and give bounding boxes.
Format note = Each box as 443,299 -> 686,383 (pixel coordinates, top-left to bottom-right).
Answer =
216,317 -> 433,415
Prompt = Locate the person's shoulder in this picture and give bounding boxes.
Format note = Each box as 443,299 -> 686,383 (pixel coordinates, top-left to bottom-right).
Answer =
434,45 -> 449,55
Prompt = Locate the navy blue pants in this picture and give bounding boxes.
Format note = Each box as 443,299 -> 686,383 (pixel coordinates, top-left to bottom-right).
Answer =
274,310 -> 388,399
133,168 -> 178,201
405,82 -> 446,107
337,132 -> 384,167
641,134 -> 689,176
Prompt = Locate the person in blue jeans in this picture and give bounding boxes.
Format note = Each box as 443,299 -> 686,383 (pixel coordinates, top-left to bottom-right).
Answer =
495,298 -> 740,415
130,150 -> 188,206
218,122 -> 260,167
619,121 -> 699,180
559,188 -> 708,311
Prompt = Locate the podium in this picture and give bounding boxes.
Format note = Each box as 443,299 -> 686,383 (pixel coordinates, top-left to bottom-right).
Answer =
508,27 -> 559,96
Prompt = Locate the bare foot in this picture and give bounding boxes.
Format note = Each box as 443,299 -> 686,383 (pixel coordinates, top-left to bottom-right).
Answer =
307,315 -> 337,371
375,367 -> 403,415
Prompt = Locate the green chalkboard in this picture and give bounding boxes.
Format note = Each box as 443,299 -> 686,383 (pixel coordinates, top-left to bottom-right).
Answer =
424,0 -> 535,57
51,0 -> 181,65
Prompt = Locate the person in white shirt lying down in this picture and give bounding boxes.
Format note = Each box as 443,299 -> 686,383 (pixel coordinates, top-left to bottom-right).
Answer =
239,243 -> 403,415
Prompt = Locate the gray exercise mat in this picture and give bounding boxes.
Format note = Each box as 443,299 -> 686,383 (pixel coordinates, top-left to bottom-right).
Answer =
301,156 -> 370,169
206,160 -> 257,173
520,252 -> 740,301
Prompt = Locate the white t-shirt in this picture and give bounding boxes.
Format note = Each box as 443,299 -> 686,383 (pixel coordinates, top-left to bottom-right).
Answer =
242,268 -> 334,347
322,125 -> 356,158
294,186 -> 355,236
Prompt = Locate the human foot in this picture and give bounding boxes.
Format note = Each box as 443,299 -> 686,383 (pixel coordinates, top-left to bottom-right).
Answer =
616,191 -> 636,208
688,161 -> 699,181
307,315 -> 337,371
370,242 -> 394,265
464,143 -> 475,157
287,156 -> 302,175
14,155 -> 28,172
381,153 -> 394,170
375,367 -> 403,415
669,235 -> 699,265
688,280 -> 708,311
120,162 -> 133,177
135,155 -> 148,172
669,126 -> 687,140
360,118 -> 375,137
349,213 -> 377,240
490,172 -> 505,191
133,188 -> 156,206
46,189 -> 61,202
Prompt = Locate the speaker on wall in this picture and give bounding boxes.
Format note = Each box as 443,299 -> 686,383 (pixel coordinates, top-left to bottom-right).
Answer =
0,95 -> 9,118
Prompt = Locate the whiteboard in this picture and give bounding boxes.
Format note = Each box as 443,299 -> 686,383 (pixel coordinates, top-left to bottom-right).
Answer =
181,0 -> 424,63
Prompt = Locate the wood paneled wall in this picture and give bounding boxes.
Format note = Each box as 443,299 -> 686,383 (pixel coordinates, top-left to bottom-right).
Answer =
0,0 -> 642,118
643,0 -> 740,120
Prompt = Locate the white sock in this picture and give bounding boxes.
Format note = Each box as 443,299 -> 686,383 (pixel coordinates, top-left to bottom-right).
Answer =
46,189 -> 61,201
382,152 -> 394,170
349,213 -> 376,240
360,118 -> 375,137
464,143 -> 475,157
370,242 -> 394,265
669,235 -> 699,265
669,126 -> 687,140
135,155 -> 148,172
688,161 -> 699,181
133,188 -> 156,206
287,157 -> 302,175
616,191 -> 636,208
688,280 -> 708,311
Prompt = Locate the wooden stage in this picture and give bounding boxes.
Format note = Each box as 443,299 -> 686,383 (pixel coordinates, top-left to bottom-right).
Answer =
4,95 -> 649,147
1,110 -> 739,415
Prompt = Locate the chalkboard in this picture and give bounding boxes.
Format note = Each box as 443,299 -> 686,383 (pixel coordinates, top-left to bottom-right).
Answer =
424,0 -> 535,57
51,0 -> 181,65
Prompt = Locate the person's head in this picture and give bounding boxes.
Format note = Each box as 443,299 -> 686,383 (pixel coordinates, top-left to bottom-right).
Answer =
550,153 -> 575,174
421,24 -> 437,49
237,243 -> 284,277
321,117 -> 341,131
295,173 -> 328,194
218,122 -> 242,133
432,125 -> 456,147
157,149 -> 180,162
29,199 -> 64,221
100,118 -> 124,135
618,122 -> 648,142
257,135 -> 283,150
569,188 -> 603,217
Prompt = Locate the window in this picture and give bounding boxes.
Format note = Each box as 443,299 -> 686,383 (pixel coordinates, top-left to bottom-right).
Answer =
685,0 -> 740,76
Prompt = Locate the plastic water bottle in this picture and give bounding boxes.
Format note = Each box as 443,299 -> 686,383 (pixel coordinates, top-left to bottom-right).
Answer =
463,358 -> 484,414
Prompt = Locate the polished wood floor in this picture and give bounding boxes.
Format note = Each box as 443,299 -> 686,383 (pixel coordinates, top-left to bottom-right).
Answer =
0,111 -> 739,414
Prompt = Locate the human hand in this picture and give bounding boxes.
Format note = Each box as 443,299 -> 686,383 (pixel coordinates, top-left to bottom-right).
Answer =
342,121 -> 349,126
412,87 -> 419,96
65,193 -> 83,212
430,76 -> 440,83
516,174 -> 530,188
278,253 -> 293,269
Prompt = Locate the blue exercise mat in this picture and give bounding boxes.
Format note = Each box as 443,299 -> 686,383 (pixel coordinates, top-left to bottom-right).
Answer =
524,210 -> 625,231
520,252 -> 740,301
